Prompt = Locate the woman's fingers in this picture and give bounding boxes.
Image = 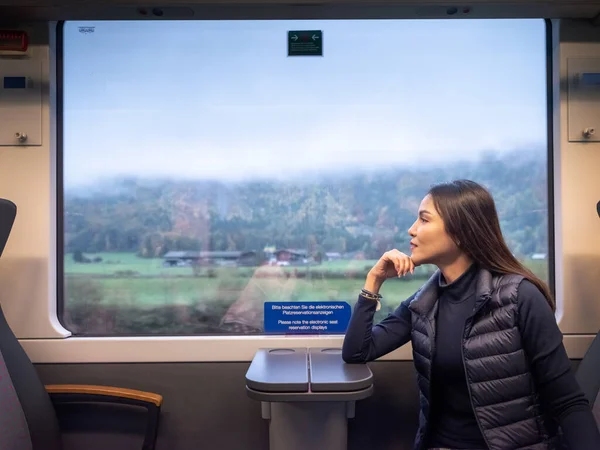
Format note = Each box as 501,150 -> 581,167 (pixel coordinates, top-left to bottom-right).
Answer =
386,249 -> 413,277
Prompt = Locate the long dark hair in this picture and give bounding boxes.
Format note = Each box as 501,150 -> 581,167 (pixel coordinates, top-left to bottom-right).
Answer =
428,179 -> 555,312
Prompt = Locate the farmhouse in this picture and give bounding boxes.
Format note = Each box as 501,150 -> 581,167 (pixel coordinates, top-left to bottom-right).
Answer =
162,250 -> 257,267
272,249 -> 309,266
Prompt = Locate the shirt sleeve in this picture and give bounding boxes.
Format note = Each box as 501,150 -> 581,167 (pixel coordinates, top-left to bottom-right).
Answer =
517,279 -> 600,449
342,293 -> 413,363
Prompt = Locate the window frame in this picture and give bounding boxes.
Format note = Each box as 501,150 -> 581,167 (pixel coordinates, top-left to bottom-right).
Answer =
54,17 -> 556,345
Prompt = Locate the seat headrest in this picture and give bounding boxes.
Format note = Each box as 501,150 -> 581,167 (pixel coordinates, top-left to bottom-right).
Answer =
0,199 -> 17,259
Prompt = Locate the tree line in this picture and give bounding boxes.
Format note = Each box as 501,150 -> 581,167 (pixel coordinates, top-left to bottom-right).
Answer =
64,148 -> 548,260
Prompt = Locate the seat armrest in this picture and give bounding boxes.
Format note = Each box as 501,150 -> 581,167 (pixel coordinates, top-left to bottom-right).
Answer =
45,384 -> 162,407
46,384 -> 162,450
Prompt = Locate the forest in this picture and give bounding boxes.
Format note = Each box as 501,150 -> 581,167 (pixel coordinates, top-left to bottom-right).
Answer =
64,148 -> 549,261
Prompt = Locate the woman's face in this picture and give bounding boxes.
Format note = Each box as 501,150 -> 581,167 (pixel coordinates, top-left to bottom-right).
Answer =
407,194 -> 461,266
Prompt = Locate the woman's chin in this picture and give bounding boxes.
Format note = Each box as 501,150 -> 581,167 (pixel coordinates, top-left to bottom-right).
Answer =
410,253 -> 426,267
410,253 -> 420,265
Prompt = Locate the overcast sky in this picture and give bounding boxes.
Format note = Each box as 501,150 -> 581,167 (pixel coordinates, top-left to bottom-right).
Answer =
63,19 -> 546,188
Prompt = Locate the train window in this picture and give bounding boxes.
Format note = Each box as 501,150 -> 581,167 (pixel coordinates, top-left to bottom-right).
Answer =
59,19 -> 549,336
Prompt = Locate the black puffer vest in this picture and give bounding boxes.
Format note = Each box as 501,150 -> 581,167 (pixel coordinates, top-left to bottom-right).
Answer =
409,268 -> 559,450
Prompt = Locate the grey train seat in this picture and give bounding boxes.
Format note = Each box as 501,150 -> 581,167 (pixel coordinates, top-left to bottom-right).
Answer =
574,201 -> 600,425
0,198 -> 163,450
576,330 -> 600,425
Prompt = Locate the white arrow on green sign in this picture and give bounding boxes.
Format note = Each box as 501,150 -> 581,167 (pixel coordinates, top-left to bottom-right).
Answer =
288,30 -> 323,56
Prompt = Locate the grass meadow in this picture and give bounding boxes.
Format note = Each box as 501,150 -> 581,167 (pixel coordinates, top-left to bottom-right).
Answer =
62,252 -> 548,335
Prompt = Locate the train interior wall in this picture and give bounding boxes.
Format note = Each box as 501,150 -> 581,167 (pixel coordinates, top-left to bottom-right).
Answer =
0,14 -> 598,450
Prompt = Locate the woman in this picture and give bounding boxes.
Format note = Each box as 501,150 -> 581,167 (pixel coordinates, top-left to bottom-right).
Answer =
342,179 -> 600,450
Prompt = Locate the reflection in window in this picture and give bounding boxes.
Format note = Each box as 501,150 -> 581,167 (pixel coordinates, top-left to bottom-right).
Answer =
61,19 -> 548,335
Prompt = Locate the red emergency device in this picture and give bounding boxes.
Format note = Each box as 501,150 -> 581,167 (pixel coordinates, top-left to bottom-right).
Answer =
0,30 -> 29,52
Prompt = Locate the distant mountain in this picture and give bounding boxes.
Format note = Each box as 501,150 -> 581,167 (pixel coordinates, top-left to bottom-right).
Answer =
64,148 -> 548,259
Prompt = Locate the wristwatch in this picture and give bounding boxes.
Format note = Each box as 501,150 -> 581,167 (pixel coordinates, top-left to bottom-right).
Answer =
360,288 -> 381,311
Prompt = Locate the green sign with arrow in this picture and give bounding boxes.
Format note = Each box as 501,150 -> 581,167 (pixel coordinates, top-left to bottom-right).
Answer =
288,30 -> 323,56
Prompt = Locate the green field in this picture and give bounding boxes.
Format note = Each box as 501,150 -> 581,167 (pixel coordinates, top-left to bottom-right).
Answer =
63,252 -> 429,305
62,252 -> 548,335
65,269 -> 425,308
64,252 -> 383,277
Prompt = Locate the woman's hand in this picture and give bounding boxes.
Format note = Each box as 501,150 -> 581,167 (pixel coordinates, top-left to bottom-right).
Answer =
364,250 -> 415,294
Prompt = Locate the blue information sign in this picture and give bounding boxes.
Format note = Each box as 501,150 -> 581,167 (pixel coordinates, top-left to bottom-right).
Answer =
264,301 -> 351,334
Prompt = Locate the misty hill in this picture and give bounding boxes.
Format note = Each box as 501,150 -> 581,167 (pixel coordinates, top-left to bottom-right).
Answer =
64,148 -> 548,260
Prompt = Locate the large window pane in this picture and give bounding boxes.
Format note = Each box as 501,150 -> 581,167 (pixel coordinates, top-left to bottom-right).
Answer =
61,19 -> 549,335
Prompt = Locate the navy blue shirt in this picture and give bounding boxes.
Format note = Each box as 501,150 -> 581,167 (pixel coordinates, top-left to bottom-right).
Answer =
427,263 -> 484,448
342,267 -> 600,450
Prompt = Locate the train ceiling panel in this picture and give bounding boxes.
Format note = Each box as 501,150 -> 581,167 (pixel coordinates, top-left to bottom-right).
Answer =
0,1 -> 599,21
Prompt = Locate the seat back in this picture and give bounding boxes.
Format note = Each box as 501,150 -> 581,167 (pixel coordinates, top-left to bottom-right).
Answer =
0,198 -> 17,258
587,201 -> 600,424
576,330 -> 600,427
0,199 -> 62,450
